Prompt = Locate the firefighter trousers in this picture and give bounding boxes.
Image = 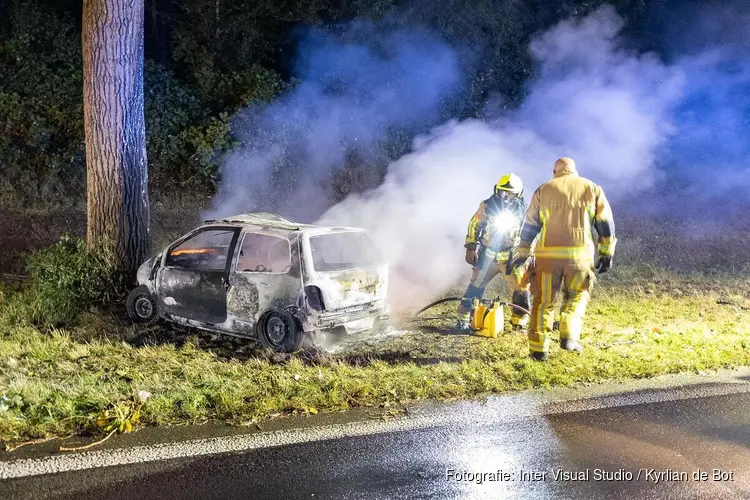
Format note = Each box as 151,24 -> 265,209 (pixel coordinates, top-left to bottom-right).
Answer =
457,249 -> 530,327
528,259 -> 595,354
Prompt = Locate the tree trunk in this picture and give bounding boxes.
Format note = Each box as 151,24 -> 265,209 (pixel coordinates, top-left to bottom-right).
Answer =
82,0 -> 151,282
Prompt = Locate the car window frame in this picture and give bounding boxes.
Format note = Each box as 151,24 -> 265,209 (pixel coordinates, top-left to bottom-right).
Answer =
234,229 -> 293,275
306,230 -> 384,273
162,225 -> 240,273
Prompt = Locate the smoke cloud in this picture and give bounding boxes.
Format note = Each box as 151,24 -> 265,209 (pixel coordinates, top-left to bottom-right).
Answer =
317,5 -> 684,311
208,3 -> 750,311
206,22 -> 463,222
632,0 -> 750,216
667,52 -> 750,194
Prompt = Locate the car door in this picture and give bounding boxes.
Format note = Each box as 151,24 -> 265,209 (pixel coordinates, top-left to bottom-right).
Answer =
226,230 -> 301,328
156,226 -> 240,325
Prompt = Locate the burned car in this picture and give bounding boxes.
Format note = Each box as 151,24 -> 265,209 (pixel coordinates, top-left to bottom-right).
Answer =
126,212 -> 389,352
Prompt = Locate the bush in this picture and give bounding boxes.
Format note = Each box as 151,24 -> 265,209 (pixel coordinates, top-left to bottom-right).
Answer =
144,63 -> 287,188
0,3 -> 85,203
143,62 -> 234,188
2,235 -> 122,329
0,4 -> 287,201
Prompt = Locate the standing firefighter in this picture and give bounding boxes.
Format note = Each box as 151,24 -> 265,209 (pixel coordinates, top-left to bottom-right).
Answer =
456,173 -> 531,332
510,157 -> 616,361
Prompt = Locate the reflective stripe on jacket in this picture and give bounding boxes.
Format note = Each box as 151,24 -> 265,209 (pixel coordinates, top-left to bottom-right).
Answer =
518,169 -> 616,263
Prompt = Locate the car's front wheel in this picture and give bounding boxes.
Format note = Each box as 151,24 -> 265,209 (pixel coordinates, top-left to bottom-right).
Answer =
126,285 -> 160,324
257,310 -> 304,353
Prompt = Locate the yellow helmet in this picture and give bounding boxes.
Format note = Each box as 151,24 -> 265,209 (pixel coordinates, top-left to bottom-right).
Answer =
494,173 -> 523,197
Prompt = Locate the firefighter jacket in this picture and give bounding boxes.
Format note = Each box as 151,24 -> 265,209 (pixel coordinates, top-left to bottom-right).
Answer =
465,195 -> 526,260
516,167 -> 616,264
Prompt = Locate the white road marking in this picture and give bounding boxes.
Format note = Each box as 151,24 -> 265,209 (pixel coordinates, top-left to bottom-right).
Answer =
1,378 -> 749,480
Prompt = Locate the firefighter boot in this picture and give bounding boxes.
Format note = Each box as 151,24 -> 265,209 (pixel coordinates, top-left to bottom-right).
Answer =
560,339 -> 583,352
454,320 -> 471,333
530,351 -> 548,362
455,295 -> 476,334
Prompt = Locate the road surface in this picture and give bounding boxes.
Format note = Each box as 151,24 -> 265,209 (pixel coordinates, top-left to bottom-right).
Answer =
1,374 -> 749,499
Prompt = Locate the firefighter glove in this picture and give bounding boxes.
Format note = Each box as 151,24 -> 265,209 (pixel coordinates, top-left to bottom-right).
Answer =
465,247 -> 479,266
595,254 -> 612,274
510,246 -> 530,272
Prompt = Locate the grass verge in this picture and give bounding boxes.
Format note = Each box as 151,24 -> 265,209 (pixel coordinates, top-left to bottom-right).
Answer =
1,276 -> 750,447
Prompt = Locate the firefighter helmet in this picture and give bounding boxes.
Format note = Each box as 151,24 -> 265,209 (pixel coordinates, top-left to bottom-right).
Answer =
494,173 -> 523,197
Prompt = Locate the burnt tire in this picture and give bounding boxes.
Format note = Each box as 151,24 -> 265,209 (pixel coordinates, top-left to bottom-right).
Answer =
126,286 -> 159,324
258,311 -> 303,353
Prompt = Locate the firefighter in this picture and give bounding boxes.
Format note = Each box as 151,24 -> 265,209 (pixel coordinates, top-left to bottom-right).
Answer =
510,157 -> 616,361
455,173 -> 531,332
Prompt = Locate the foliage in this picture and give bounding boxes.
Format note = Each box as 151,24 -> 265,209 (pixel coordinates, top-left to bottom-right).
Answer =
3,235 -> 121,329
0,0 -> 661,202
0,3 -> 84,202
0,2 -> 288,199
143,62 -> 234,188
170,0 -> 328,104
93,396 -> 145,435
144,62 -> 286,187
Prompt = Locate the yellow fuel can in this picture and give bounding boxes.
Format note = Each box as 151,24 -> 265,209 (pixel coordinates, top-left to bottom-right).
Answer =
471,300 -> 504,337
470,299 -> 485,332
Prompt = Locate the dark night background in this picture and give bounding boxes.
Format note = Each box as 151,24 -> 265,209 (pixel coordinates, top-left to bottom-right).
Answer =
1,0 -> 749,274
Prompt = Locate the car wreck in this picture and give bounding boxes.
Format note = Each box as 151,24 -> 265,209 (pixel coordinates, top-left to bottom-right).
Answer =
126,212 -> 389,352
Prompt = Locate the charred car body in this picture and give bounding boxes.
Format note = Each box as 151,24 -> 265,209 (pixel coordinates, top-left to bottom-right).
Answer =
126,213 -> 389,352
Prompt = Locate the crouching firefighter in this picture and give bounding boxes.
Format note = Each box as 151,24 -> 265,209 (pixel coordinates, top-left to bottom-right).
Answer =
455,173 -> 531,333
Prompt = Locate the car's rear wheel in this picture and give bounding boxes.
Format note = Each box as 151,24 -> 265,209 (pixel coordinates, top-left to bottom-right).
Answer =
258,310 -> 303,353
126,286 -> 159,324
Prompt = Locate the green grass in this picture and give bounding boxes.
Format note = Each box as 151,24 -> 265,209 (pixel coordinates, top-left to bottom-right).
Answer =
1,274 -> 749,447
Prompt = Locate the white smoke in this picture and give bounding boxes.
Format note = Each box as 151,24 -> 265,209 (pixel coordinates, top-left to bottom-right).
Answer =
315,5 -> 685,311
204,23 -> 462,222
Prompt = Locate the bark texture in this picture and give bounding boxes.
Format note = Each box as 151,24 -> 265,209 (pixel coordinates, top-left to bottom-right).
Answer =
83,0 -> 151,280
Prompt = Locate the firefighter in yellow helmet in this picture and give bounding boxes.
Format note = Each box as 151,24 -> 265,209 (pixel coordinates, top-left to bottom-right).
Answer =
456,173 -> 531,332
510,157 -> 616,361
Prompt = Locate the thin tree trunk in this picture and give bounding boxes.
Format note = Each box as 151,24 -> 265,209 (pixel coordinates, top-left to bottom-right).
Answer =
82,0 -> 151,281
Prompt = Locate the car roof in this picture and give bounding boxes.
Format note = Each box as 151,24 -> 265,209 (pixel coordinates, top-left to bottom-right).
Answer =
202,212 -> 367,236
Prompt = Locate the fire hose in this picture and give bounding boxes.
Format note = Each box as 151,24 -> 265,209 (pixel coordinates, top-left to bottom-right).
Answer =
414,296 -> 532,332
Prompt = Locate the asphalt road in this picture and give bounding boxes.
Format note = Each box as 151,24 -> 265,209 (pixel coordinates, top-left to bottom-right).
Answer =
2,388 -> 748,500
